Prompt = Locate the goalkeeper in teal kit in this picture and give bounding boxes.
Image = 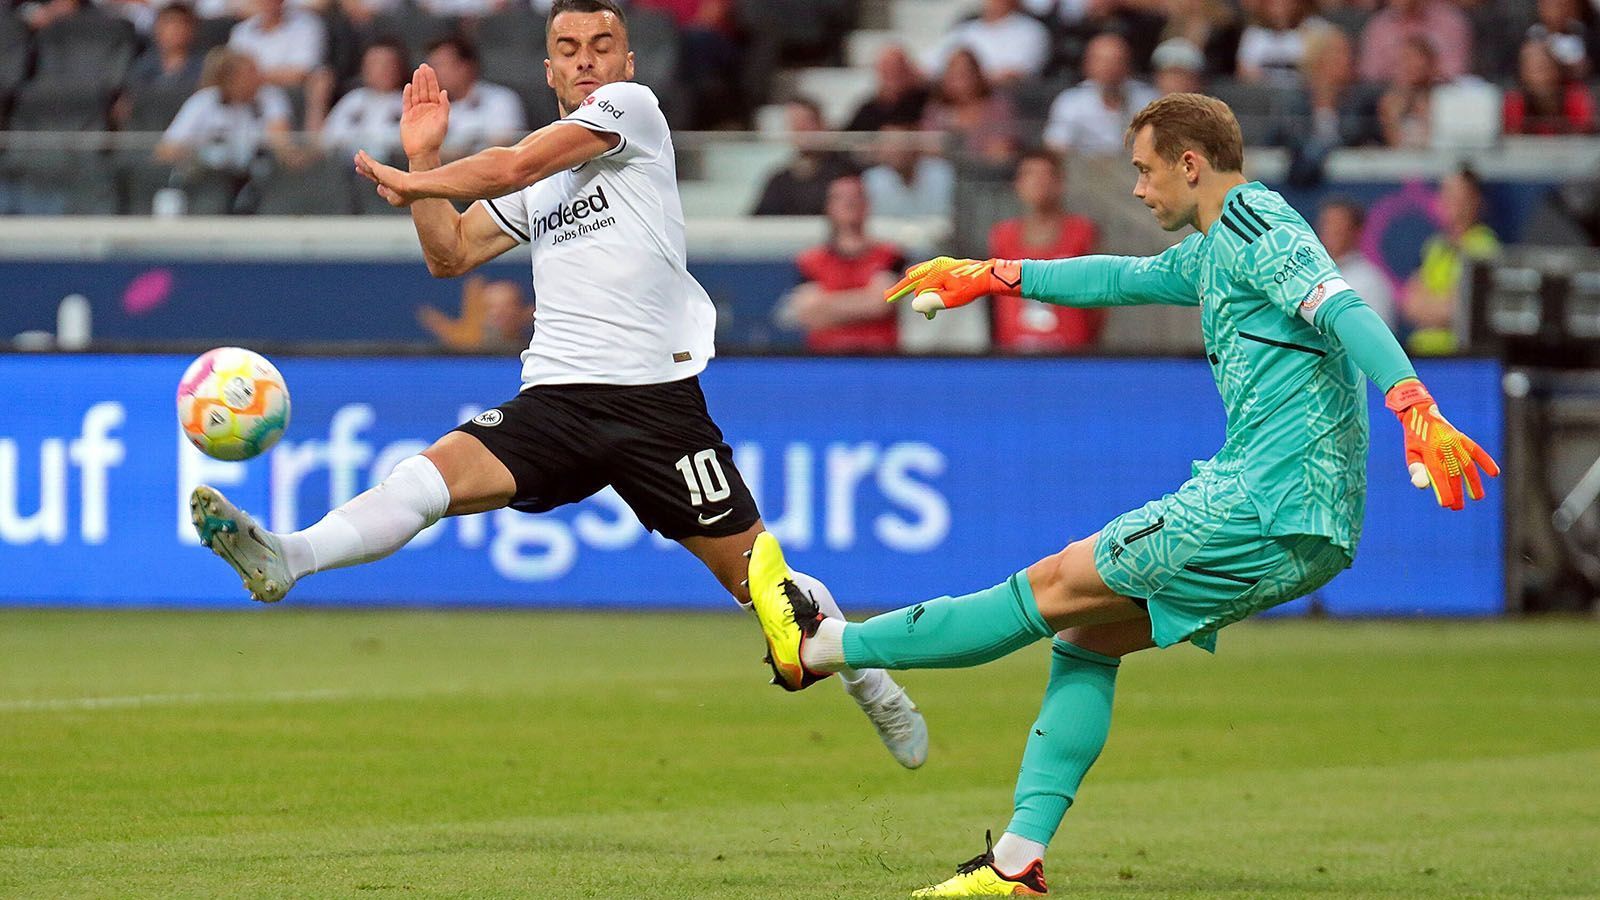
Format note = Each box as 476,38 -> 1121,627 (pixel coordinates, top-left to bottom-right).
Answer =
742,94 -> 1500,896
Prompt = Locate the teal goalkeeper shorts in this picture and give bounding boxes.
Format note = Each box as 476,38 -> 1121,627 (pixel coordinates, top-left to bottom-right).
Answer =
1092,474 -> 1353,652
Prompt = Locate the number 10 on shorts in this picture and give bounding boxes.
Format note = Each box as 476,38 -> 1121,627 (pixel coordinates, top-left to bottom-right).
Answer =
674,449 -> 730,506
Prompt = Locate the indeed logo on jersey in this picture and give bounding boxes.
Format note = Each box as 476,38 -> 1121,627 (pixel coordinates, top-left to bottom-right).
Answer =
532,184 -> 617,245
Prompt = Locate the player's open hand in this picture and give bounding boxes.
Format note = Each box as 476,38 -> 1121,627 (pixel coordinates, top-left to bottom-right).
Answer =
400,63 -> 450,161
885,257 -> 1021,319
1385,380 -> 1500,510
353,150 -> 412,206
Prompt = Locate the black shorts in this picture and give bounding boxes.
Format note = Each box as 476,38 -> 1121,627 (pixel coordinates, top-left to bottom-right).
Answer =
453,376 -> 760,541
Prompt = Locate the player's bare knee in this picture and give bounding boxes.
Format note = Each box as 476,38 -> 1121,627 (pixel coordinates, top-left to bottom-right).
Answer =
1027,537 -> 1126,626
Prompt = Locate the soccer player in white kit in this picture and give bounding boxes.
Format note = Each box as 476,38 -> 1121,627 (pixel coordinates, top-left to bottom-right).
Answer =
189,0 -> 928,768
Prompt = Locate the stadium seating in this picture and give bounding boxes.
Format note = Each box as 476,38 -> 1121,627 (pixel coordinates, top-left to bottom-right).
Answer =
474,7 -> 557,128
116,83 -> 195,215
370,7 -> 457,69
624,5 -> 686,126
2,79 -> 116,213
0,13 -> 29,124
34,10 -> 137,91
251,155 -> 358,215
193,15 -> 239,58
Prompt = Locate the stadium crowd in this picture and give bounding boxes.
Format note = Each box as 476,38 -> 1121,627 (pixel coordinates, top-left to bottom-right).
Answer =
1,0 -> 1597,352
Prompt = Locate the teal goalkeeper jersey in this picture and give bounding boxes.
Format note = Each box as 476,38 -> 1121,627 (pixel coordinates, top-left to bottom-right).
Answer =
1024,182 -> 1372,550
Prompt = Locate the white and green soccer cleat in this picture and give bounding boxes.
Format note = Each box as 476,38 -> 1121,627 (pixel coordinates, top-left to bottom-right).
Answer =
859,681 -> 929,770
190,485 -> 294,603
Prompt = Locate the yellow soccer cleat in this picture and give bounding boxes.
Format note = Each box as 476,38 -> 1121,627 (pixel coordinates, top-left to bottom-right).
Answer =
746,531 -> 831,692
912,832 -> 1048,897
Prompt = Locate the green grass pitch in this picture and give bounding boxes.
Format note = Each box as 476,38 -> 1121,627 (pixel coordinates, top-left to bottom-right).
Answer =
2,610 -> 1597,898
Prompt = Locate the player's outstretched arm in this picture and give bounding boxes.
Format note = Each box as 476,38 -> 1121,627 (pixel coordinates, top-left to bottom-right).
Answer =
1316,293 -> 1500,510
885,243 -> 1199,319
357,122 -> 617,205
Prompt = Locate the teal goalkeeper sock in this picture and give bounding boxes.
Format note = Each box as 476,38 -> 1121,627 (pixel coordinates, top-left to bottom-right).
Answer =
1005,639 -> 1119,845
840,571 -> 1052,670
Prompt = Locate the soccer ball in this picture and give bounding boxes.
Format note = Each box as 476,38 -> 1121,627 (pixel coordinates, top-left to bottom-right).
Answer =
177,347 -> 290,461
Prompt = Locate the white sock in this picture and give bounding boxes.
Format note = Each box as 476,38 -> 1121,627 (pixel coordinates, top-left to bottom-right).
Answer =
789,571 -> 881,696
992,832 -> 1047,876
800,617 -> 848,675
278,455 -> 451,580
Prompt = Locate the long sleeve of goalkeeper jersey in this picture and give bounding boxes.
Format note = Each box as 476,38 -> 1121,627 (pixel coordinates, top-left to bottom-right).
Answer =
1021,236 -> 1201,308
1314,290 -> 1417,392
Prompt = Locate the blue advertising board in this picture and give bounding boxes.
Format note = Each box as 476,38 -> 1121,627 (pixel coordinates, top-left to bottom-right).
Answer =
0,260 -> 802,349
0,354 -> 1502,615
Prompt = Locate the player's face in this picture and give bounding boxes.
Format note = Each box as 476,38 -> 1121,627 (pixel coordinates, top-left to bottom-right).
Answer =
1129,126 -> 1196,232
545,11 -> 635,115
1014,157 -> 1060,212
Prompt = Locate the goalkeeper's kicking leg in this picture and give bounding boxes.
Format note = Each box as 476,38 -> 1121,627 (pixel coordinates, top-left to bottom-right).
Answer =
747,493 -> 1350,894
747,531 -> 1142,691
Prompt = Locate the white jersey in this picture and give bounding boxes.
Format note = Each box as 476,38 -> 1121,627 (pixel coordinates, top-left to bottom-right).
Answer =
477,81 -> 716,388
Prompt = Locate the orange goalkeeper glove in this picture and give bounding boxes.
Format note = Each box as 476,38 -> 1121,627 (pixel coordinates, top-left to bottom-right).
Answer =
1385,379 -> 1501,511
885,257 -> 1022,319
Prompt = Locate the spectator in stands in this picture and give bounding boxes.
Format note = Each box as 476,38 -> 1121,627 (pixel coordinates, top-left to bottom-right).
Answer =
418,276 -> 535,352
1403,167 -> 1500,354
1159,0 -> 1242,76
777,175 -> 904,353
1358,0 -> 1470,84
229,0 -> 332,126
320,38 -> 406,160
229,0 -> 325,87
336,0 -> 401,28
156,48 -> 301,184
987,149 -> 1104,351
1504,38 -> 1597,135
1236,0 -> 1329,84
923,0 -> 1050,87
1377,35 -> 1438,148
861,123 -> 954,218
18,0 -> 84,30
846,44 -> 929,133
123,3 -> 204,96
1273,27 -> 1381,181
1527,0 -> 1594,80
416,0 -> 502,19
1297,28 -> 1381,147
1043,33 -> 1158,157
752,97 -> 859,216
426,37 -> 526,158
638,0 -> 741,129
1152,37 -> 1205,95
920,48 -> 1017,164
1315,198 -> 1396,327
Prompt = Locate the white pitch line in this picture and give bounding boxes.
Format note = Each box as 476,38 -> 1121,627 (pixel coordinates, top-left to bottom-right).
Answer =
0,687 -> 449,713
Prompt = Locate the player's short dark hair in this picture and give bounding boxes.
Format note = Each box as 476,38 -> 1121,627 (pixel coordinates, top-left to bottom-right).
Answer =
1126,92 -> 1245,173
366,36 -> 408,64
1321,196 -> 1366,229
156,3 -> 196,21
426,36 -> 478,68
546,0 -> 628,36
1014,148 -> 1064,179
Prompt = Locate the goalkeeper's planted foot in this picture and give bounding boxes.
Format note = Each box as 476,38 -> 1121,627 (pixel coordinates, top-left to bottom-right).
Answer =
190,485 -> 295,603
913,832 -> 1047,897
746,532 -> 832,691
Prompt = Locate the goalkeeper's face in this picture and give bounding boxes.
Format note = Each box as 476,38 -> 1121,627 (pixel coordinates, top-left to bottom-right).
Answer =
1129,125 -> 1199,233
545,10 -> 635,115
